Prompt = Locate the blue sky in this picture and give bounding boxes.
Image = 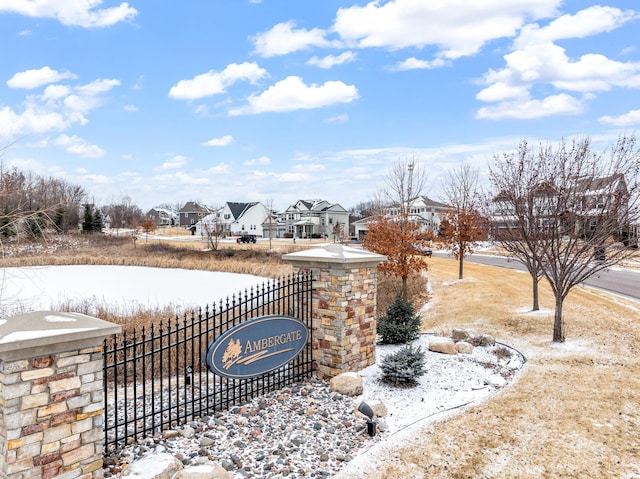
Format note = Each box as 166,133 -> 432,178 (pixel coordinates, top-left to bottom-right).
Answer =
1,1 -> 639,212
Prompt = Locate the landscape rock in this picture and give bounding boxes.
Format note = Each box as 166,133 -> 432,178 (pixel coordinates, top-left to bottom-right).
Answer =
175,463 -> 233,479
456,341 -> 474,354
471,334 -> 496,347
123,453 -> 183,478
329,372 -> 363,396
451,328 -> 471,341
355,399 -> 387,418
428,340 -> 458,355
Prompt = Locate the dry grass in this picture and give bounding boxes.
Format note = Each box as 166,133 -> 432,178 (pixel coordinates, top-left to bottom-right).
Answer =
9,237 -> 637,476
1,233 -> 427,334
374,257 -> 640,479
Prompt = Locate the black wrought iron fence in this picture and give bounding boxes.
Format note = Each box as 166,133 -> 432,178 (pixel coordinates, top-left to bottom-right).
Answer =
103,272 -> 313,451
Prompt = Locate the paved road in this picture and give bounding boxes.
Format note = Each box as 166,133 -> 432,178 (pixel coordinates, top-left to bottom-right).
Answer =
433,252 -> 640,301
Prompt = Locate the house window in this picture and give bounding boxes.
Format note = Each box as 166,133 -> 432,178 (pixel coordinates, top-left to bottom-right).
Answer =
329,218 -> 333,224
224,214 -> 230,220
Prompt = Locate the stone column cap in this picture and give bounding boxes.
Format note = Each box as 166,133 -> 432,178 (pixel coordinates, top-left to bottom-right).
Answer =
282,243 -> 386,265
0,311 -> 121,357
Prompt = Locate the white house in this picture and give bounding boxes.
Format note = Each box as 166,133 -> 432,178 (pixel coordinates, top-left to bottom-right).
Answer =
354,196 -> 449,239
197,201 -> 271,237
278,199 -> 350,239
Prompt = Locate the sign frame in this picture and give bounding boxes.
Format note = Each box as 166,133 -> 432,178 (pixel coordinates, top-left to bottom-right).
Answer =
205,314 -> 309,380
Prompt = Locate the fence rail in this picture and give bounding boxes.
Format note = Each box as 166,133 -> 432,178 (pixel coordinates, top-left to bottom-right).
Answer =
103,272 -> 313,451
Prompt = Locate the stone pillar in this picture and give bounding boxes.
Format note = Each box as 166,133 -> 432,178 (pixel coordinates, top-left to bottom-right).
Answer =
283,244 -> 386,378
0,311 -> 121,479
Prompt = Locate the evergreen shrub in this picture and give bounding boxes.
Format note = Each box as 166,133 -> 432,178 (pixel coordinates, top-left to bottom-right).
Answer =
377,294 -> 422,344
380,345 -> 426,385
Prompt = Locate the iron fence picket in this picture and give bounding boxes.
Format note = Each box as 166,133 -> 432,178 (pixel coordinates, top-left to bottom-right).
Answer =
103,272 -> 313,452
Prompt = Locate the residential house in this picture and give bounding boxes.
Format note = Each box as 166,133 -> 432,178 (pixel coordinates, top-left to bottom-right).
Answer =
279,199 -> 350,239
178,202 -> 212,228
353,196 -> 449,240
146,208 -> 177,227
492,174 -> 634,241
197,201 -> 271,237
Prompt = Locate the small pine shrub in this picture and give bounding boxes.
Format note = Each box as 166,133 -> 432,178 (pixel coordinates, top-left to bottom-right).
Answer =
377,294 -> 422,344
380,345 -> 426,385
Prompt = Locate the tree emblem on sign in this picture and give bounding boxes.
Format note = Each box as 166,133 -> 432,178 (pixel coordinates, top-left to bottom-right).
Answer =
222,338 -> 242,368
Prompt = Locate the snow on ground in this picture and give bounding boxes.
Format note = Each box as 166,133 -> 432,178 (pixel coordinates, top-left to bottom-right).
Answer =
1,264 -> 527,478
0,265 -> 267,317
336,336 -> 525,478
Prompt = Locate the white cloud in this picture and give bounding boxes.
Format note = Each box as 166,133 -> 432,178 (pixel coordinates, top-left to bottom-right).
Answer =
123,105 -> 138,112
228,76 -> 359,116
475,6 -> 640,120
306,51 -> 356,69
324,114 -> 348,123
0,0 -> 138,28
152,171 -> 211,186
7,67 -> 77,89
0,103 -> 66,139
159,155 -> 188,170
169,62 -> 268,100
201,135 -> 234,147
332,0 -> 559,59
292,163 -> 325,172
514,5 -> 637,46
389,57 -> 448,71
279,172 -> 312,182
203,162 -> 230,174
476,93 -> 584,120
51,134 -> 105,158
243,156 -> 271,166
599,109 -> 640,126
252,21 -> 335,58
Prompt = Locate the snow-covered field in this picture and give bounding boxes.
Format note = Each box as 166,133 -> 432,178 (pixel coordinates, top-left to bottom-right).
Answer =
0,265 -> 267,317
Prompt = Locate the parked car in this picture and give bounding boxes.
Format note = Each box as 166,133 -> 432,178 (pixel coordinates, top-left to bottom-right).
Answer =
411,244 -> 433,256
237,234 -> 257,244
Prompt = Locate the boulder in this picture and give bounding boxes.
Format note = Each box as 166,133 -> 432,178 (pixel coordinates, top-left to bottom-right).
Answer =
355,399 -> 387,418
428,340 -> 458,355
175,464 -> 234,479
456,341 -> 474,354
329,372 -> 363,396
451,328 -> 470,341
125,453 -> 183,479
471,334 -> 496,347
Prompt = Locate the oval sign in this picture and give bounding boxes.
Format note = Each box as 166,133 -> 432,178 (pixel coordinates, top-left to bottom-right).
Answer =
205,315 -> 309,379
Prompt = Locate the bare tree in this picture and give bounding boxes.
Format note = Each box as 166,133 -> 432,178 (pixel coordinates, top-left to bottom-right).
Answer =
201,209 -> 224,250
440,163 -> 486,280
0,163 -> 86,239
363,158 -> 430,298
489,135 -> 640,342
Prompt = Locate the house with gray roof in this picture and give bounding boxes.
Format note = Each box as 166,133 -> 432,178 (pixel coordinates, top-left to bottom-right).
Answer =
178,201 -> 213,227
279,199 -> 349,240
354,196 -> 449,239
197,201 -> 271,237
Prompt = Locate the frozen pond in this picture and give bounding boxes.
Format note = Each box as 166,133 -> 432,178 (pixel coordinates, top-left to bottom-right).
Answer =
0,265 -> 267,317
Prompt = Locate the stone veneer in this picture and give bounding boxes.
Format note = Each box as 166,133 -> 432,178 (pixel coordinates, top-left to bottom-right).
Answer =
282,244 -> 386,378
0,311 -> 120,479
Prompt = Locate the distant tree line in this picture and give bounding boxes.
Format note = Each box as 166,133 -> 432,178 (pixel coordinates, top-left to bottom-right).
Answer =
0,165 -> 86,238
0,164 -> 146,239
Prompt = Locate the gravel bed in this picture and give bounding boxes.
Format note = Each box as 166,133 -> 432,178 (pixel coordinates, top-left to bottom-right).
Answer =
105,376 -> 381,478
104,337 -> 525,478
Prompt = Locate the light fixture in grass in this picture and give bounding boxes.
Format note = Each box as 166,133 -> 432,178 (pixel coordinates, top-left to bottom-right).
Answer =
380,345 -> 426,385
